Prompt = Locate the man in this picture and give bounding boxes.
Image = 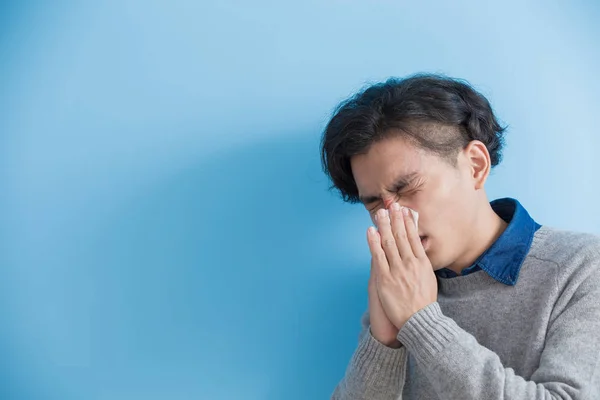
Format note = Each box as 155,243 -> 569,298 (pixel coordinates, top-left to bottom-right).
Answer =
320,73 -> 600,399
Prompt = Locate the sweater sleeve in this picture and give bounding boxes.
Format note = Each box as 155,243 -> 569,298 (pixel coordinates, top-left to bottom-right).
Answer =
331,310 -> 408,400
397,262 -> 600,400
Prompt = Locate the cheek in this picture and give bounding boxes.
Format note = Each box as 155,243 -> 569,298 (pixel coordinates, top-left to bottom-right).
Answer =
416,184 -> 466,234
428,199 -> 475,248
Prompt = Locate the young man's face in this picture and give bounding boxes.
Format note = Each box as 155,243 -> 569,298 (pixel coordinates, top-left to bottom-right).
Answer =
350,134 -> 480,271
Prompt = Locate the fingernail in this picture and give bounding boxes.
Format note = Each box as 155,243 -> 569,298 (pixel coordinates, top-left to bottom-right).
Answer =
377,209 -> 388,220
392,202 -> 400,211
402,207 -> 409,216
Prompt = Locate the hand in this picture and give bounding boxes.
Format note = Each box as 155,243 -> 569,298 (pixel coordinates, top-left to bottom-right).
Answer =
367,203 -> 438,330
368,261 -> 401,348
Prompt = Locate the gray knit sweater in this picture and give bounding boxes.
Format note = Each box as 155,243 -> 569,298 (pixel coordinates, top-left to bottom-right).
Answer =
332,226 -> 600,399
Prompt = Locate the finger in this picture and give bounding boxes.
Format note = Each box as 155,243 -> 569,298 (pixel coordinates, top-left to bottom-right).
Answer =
368,257 -> 378,293
367,226 -> 391,277
403,207 -> 427,259
374,208 -> 402,267
389,203 -> 413,259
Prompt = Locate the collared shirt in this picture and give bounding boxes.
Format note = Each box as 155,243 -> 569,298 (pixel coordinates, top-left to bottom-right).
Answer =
435,197 -> 541,286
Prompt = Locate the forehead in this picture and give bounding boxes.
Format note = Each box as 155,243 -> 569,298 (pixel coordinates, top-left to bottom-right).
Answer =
350,135 -> 426,191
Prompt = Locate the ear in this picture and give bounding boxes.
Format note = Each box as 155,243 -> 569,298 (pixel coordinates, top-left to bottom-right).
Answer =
463,140 -> 491,190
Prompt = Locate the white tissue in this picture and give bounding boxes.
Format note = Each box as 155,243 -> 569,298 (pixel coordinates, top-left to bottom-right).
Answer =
405,207 -> 419,230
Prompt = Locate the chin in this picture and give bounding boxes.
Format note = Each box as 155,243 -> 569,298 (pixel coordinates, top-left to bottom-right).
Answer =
423,249 -> 443,270
429,254 -> 453,272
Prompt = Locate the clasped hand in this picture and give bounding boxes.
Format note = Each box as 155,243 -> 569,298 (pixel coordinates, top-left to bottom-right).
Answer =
367,203 -> 438,341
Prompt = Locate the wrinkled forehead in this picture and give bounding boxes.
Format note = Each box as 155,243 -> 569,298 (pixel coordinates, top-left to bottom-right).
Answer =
350,136 -> 425,196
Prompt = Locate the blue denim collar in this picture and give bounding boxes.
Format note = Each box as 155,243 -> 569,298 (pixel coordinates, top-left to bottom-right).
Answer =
436,198 -> 540,286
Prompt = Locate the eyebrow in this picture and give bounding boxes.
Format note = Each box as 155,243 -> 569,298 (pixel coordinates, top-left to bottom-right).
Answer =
359,172 -> 419,205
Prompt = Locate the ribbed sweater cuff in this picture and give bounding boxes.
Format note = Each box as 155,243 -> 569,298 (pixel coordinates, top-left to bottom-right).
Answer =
349,328 -> 407,389
396,302 -> 461,365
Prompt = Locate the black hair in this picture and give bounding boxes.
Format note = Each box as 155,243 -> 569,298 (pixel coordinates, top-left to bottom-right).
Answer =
320,73 -> 506,203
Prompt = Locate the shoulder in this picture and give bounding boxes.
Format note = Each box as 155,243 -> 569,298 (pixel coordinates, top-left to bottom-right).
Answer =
529,226 -> 600,282
531,226 -> 600,258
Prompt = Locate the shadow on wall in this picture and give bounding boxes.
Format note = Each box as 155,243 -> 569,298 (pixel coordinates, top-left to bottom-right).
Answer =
85,132 -> 370,399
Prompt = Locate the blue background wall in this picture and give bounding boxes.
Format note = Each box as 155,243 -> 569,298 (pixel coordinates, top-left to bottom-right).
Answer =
1,1 -> 599,399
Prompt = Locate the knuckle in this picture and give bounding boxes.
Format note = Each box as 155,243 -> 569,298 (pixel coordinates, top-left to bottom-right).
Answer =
374,251 -> 386,263
393,230 -> 406,242
382,238 -> 396,248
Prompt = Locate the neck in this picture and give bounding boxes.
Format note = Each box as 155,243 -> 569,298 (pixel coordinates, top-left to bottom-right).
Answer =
445,201 -> 508,275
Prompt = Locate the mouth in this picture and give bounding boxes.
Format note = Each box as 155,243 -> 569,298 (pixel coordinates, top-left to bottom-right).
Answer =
419,236 -> 429,249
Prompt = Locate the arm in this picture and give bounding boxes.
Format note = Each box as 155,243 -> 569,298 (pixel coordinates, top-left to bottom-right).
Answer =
366,204 -> 600,399
397,269 -> 600,399
331,310 -> 408,400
